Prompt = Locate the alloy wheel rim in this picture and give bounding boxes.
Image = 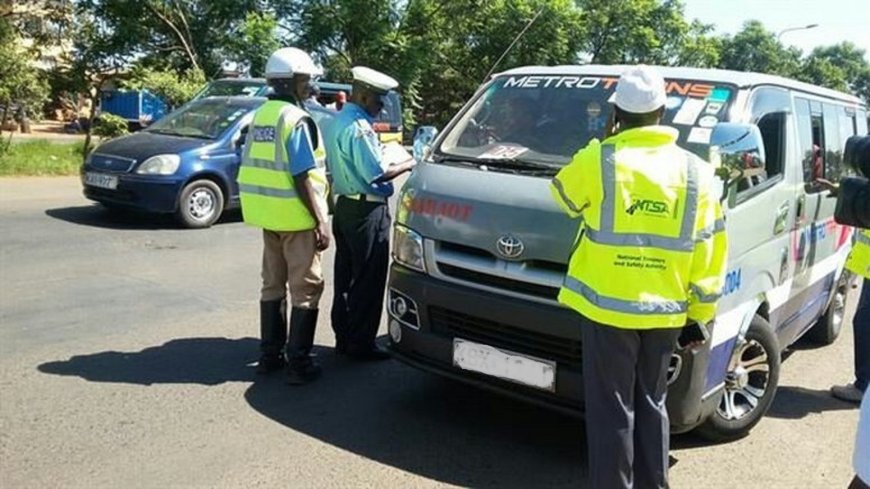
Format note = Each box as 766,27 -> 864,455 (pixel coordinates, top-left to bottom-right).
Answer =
717,338 -> 771,421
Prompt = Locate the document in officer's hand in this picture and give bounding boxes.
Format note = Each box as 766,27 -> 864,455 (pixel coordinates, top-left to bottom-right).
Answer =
382,141 -> 414,167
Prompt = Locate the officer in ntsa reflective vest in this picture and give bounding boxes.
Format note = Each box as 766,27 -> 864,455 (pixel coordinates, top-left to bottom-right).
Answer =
832,228 -> 870,403
550,65 -> 727,489
237,47 -> 331,385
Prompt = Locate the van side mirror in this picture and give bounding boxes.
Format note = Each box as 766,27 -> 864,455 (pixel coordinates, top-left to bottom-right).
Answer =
413,126 -> 439,163
708,123 -> 766,199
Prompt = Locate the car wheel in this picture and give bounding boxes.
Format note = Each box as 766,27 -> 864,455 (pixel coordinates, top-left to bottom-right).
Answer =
176,179 -> 224,229
696,315 -> 780,442
806,276 -> 849,345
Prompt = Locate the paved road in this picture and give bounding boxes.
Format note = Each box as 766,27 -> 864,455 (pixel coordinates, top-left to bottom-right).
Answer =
0,177 -> 861,488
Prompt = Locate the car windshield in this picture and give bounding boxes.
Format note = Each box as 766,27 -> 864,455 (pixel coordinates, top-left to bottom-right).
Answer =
146,99 -> 256,139
438,74 -> 737,168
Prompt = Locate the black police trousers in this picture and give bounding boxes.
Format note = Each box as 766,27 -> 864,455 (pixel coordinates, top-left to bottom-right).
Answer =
330,196 -> 391,352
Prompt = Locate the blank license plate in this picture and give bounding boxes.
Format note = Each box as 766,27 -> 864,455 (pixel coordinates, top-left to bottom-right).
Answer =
453,338 -> 556,391
85,172 -> 118,190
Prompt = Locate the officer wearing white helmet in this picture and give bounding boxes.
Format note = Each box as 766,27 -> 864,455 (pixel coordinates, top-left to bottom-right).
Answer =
326,66 -> 415,360
550,65 -> 727,488
237,47 -> 331,384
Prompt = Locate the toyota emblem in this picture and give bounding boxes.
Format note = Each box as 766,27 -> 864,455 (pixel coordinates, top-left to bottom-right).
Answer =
496,235 -> 524,259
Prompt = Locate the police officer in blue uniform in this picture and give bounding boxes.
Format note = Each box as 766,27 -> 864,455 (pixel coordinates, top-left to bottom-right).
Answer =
326,66 -> 415,360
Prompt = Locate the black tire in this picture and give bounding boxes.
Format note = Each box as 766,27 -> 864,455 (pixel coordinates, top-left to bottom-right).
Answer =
695,315 -> 780,442
806,275 -> 849,345
176,179 -> 224,229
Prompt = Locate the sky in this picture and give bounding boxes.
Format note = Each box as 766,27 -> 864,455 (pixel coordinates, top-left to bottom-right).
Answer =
682,0 -> 870,60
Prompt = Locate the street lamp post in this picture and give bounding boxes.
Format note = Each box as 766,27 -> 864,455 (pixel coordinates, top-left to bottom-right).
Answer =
777,24 -> 819,42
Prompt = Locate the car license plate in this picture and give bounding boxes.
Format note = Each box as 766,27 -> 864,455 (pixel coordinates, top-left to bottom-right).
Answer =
85,172 -> 118,190
453,338 -> 556,391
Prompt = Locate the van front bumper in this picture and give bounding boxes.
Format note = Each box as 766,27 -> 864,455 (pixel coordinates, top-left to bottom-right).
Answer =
387,264 -> 719,431
387,264 -> 586,415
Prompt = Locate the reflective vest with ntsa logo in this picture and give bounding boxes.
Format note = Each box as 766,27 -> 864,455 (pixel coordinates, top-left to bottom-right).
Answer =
550,126 -> 728,329
847,230 -> 870,279
237,100 -> 328,231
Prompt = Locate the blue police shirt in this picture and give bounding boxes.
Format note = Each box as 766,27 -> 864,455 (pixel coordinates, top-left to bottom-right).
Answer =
286,122 -> 317,177
325,102 -> 392,197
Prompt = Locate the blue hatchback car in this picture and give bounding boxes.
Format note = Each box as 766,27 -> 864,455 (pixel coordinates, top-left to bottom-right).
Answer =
82,96 -> 263,227
82,95 -> 338,228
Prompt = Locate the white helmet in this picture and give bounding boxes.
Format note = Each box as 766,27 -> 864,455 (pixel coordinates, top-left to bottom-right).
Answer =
264,47 -> 323,79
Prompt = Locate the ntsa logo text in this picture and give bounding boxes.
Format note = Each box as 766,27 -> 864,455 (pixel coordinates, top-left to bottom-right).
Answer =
626,198 -> 671,217
502,76 -> 715,98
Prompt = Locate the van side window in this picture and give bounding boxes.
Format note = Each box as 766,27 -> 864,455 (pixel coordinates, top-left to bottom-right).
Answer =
858,109 -> 869,135
795,97 -> 826,186
741,87 -> 789,196
822,103 -> 845,180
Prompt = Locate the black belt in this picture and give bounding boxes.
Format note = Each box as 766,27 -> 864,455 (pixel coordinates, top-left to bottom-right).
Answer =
339,194 -> 388,203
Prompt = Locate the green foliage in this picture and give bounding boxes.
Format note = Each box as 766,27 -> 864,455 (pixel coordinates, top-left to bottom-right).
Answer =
0,140 -> 84,176
717,20 -> 802,77
93,113 -> 129,140
225,12 -> 281,77
123,66 -> 206,108
0,18 -> 50,130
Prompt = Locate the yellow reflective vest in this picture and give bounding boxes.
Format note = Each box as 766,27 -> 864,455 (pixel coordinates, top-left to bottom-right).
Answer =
237,100 -> 328,231
847,230 -> 870,279
550,126 -> 728,329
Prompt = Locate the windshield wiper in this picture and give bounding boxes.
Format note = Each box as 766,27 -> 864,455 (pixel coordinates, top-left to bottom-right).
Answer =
148,129 -> 213,140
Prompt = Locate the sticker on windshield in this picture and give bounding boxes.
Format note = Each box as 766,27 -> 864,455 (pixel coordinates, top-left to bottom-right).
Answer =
587,102 -> 602,117
708,88 -> 731,103
479,145 -> 529,160
687,127 -> 712,144
698,115 -> 718,128
673,98 -> 706,125
666,96 -> 683,110
705,102 -> 724,115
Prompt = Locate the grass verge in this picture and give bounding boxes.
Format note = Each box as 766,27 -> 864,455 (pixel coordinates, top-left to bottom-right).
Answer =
0,139 -> 85,176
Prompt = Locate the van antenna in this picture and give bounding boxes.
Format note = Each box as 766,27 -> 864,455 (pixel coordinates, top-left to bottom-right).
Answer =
482,6 -> 546,83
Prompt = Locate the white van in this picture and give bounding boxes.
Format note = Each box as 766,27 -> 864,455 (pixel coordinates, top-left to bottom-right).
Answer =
387,65 -> 868,441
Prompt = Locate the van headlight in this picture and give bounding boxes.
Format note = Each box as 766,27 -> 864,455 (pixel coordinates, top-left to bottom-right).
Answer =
136,154 -> 181,175
393,225 -> 426,272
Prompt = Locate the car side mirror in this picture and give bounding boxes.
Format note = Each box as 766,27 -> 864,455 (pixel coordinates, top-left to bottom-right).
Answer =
235,126 -> 249,151
708,123 -> 766,202
413,126 -> 439,163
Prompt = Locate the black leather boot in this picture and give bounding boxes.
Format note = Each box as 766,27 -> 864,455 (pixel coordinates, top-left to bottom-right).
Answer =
256,299 -> 287,374
286,307 -> 322,385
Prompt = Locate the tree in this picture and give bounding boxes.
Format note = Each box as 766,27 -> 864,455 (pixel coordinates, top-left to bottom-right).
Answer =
799,43 -> 870,103
717,20 -> 802,77
123,66 -> 206,108
575,0 -> 717,67
0,17 -> 49,149
224,12 -> 282,77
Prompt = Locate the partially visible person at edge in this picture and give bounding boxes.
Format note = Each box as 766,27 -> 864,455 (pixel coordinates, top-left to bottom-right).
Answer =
326,66 -> 415,361
852,390 -> 870,489
327,91 -> 347,111
814,176 -> 869,404
237,47 -> 331,385
306,83 -> 323,108
549,65 -> 728,489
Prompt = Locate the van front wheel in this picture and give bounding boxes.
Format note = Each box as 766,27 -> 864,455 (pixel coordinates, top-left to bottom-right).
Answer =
695,316 -> 780,442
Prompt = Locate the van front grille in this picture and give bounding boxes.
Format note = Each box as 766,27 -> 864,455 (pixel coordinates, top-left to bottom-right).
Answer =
437,263 -> 560,300
429,306 -> 582,366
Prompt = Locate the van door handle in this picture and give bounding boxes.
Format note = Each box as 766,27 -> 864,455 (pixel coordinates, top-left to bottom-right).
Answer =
795,195 -> 807,228
774,201 -> 790,235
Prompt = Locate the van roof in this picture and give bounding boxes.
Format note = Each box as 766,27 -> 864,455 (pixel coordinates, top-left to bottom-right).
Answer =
497,65 -> 865,105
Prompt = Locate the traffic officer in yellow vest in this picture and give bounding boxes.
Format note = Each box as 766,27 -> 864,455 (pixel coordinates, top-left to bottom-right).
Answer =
550,65 -> 727,489
238,47 -> 331,385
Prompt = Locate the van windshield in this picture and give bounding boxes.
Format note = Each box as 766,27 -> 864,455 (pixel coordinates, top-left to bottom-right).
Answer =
438,74 -> 737,167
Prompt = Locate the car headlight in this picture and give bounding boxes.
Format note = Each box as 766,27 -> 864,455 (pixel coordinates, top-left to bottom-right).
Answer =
136,154 -> 181,175
393,225 -> 426,272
